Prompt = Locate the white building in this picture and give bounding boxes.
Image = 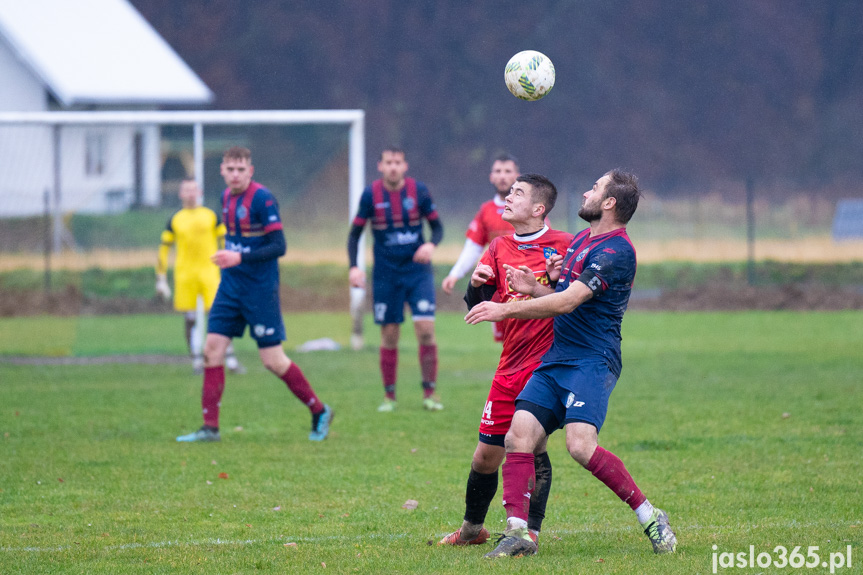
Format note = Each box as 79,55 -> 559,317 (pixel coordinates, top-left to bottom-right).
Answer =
0,0 -> 212,217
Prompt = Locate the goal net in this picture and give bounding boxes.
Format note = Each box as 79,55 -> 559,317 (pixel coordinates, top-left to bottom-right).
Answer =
0,110 -> 368,345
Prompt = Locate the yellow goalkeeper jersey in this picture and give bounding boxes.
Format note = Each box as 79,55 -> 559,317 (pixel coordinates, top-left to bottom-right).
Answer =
157,206 -> 226,277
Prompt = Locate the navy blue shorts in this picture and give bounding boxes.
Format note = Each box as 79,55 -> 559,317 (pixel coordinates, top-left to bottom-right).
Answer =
207,283 -> 286,348
372,264 -> 436,325
516,359 -> 618,433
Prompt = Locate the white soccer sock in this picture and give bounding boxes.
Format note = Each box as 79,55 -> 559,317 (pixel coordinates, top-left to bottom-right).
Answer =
635,500 -> 655,525
506,517 -> 528,532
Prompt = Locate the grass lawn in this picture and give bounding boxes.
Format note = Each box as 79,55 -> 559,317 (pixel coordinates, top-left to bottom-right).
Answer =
0,311 -> 861,574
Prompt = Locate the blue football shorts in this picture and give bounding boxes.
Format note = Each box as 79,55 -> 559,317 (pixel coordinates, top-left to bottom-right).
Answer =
371,263 -> 436,325
207,282 -> 286,348
516,358 -> 619,433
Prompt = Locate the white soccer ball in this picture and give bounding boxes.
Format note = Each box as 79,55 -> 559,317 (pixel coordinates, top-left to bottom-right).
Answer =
504,50 -> 555,101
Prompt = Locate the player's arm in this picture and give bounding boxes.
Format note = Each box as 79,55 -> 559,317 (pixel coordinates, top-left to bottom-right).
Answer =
347,190 -> 373,288
155,222 -> 174,299
464,263 -> 497,310
212,229 -> 285,269
413,214 -> 443,264
466,279 -> 592,324
442,239 -> 485,293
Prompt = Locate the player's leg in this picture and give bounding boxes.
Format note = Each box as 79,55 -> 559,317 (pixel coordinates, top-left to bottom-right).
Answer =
563,361 -> 676,554
439,441 -> 501,546
407,266 -> 440,409
173,271 -> 200,373
176,332 -> 230,442
258,347 -> 332,441
484,408 -> 547,558
373,270 -> 404,411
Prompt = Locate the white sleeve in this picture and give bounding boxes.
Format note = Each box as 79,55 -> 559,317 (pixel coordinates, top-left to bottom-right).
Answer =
446,239 -> 486,280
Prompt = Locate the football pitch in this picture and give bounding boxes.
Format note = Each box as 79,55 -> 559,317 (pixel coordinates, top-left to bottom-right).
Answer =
1,311 -> 860,574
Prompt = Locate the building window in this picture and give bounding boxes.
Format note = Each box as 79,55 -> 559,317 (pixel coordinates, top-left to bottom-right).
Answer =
85,133 -> 105,176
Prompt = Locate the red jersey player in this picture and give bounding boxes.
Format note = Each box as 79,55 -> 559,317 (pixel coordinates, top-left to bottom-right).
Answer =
438,174 -> 572,549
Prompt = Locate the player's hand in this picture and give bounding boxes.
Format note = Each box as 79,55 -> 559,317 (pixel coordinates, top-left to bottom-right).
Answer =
546,253 -> 564,282
412,242 -> 435,264
470,264 -> 495,288
349,266 -> 366,288
465,301 -> 505,324
503,264 -> 538,297
211,250 -> 242,269
441,275 -> 458,294
155,274 -> 171,300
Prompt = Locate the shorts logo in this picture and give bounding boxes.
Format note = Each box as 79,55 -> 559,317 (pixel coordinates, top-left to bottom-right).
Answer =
543,247 -> 558,258
566,393 -> 585,408
253,324 -> 275,338
374,303 -> 387,322
236,205 -> 248,220
416,299 -> 433,313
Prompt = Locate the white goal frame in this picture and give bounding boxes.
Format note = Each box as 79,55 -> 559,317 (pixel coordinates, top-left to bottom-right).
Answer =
0,109 -> 369,346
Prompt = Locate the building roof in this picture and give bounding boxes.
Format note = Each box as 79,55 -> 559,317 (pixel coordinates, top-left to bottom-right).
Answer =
0,0 -> 213,106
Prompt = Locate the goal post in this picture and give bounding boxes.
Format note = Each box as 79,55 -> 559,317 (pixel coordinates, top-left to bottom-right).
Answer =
0,109 -> 369,347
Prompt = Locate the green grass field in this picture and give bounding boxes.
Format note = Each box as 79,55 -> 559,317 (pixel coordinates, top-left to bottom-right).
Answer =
1,311 -> 861,574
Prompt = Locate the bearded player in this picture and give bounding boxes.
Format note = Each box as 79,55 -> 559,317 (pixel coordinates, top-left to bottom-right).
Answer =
438,174 -> 572,550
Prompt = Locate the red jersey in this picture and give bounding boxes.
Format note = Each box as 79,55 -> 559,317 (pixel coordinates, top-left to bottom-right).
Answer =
465,197 -> 512,246
479,227 -> 574,377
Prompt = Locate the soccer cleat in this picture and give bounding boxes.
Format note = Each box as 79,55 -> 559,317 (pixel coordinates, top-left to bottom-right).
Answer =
643,508 -> 677,554
377,398 -> 396,412
309,404 -> 334,441
225,356 -> 246,375
422,397 -> 444,411
483,527 -> 537,558
176,426 -> 220,442
438,527 -> 490,546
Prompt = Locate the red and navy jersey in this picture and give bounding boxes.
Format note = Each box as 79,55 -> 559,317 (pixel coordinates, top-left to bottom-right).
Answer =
220,181 -> 283,287
480,227 -> 574,377
465,197 -> 512,246
352,177 -> 439,270
542,227 -> 637,375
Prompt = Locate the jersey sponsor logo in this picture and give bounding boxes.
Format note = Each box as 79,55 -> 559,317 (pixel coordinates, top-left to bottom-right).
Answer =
566,393 -> 585,408
384,230 -> 420,246
517,243 -> 538,250
236,205 -> 248,220
603,247 -> 617,254
226,240 -> 251,254
374,202 -> 390,209
575,247 -> 590,262
543,247 -> 558,258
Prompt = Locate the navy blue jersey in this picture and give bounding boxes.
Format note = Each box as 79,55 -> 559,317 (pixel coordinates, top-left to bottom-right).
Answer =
352,178 -> 440,270
541,227 -> 637,375
219,181 -> 283,290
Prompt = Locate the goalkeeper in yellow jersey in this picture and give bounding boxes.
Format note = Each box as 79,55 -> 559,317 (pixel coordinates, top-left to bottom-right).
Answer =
156,179 -> 244,374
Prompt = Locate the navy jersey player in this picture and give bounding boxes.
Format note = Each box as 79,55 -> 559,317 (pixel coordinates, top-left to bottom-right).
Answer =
347,147 -> 444,412
465,169 -> 677,558
176,146 -> 333,443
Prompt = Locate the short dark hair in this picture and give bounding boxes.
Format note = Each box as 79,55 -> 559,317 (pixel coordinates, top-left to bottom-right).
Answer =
380,146 -> 405,160
516,173 -> 557,216
492,152 -> 519,171
223,146 -> 251,162
603,169 -> 641,224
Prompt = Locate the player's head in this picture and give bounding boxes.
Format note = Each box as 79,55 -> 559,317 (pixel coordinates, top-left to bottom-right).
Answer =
503,173 -> 557,224
377,147 -> 408,189
489,153 -> 520,196
220,146 -> 254,195
579,169 -> 640,224
178,178 -> 201,208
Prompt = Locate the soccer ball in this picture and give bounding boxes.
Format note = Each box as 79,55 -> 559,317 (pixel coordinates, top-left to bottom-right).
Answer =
504,50 -> 555,101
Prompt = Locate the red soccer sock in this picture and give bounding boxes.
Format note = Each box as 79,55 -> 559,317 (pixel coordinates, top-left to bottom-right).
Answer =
587,446 -> 647,510
202,366 -> 225,428
281,362 -> 323,414
380,347 -> 397,400
419,344 -> 438,397
501,452 -> 535,524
